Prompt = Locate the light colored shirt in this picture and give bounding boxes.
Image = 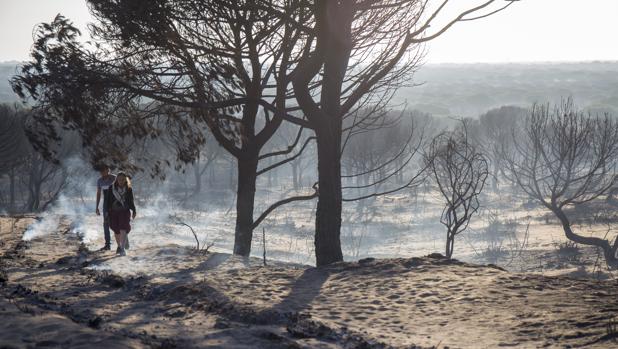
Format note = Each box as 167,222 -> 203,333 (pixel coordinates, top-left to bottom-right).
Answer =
97,174 -> 116,208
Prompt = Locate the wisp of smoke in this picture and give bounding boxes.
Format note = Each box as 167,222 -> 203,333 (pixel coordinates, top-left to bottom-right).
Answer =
23,157 -> 99,242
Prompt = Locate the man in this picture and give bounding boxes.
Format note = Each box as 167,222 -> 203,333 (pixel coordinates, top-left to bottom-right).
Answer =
95,164 -> 116,251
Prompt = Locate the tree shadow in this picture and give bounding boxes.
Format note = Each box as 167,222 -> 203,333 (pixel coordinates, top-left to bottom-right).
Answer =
269,267 -> 330,315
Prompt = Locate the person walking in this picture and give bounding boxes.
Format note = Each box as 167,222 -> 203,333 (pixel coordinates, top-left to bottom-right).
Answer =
104,172 -> 136,256
95,164 -> 116,251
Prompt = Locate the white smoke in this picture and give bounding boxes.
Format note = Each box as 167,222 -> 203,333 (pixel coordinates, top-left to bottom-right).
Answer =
22,156 -> 234,255
22,155 -> 469,270
23,156 -> 99,242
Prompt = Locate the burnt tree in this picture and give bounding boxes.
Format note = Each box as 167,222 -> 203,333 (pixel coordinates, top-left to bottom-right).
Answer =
503,100 -> 618,266
477,106 -> 526,191
284,0 -> 516,265
12,1 -> 314,256
0,105 -> 30,212
426,126 -> 488,258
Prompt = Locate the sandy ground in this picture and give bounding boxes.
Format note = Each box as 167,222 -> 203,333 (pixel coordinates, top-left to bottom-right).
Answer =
2,215 -> 618,348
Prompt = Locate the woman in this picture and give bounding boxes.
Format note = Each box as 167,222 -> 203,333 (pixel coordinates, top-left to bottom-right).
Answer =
104,172 -> 136,256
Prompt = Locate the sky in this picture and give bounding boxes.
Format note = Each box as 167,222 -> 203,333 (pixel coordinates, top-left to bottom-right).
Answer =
0,0 -> 617,64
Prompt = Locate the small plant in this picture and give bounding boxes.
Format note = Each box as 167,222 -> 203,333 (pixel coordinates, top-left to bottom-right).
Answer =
554,241 -> 582,263
480,241 -> 509,264
175,218 -> 214,253
342,225 -> 369,259
471,218 -> 530,268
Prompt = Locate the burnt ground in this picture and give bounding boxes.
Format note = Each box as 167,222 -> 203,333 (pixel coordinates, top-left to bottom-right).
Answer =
1,215 -> 618,348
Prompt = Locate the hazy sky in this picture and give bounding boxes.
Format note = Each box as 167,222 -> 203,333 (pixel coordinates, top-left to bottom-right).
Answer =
1,0 -> 617,64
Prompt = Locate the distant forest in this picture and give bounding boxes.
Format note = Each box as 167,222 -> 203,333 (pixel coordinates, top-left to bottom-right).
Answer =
2,61 -> 618,117
393,62 -> 618,117
0,62 -> 20,103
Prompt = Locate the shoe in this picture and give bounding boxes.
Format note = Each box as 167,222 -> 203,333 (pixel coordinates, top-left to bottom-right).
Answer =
116,246 -> 122,255
120,248 -> 126,256
99,245 -> 111,251
124,236 -> 130,250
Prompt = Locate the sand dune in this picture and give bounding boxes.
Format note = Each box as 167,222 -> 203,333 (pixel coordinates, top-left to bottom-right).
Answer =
2,215 -> 618,348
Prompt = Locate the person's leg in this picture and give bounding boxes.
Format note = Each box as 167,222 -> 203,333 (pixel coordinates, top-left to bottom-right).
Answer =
118,230 -> 127,256
109,211 -> 121,254
103,209 -> 111,249
114,231 -> 123,254
122,210 -> 130,250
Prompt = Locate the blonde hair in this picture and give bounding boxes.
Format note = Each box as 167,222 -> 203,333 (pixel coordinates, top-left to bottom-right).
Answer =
115,172 -> 132,189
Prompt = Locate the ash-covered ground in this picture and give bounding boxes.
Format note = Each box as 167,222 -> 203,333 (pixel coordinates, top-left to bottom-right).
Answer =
2,192 -> 618,348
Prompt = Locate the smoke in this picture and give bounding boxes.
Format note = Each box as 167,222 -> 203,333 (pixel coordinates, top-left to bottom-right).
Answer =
23,156 -> 99,242
21,156 -> 234,255
21,155 -> 493,270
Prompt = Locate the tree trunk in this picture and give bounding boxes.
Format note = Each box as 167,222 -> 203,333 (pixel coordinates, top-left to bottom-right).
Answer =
295,0 -> 351,267
553,206 -> 618,266
9,168 -> 15,213
33,181 -> 41,211
445,231 -> 454,259
233,154 -> 259,256
314,134 -> 343,266
32,160 -> 45,212
492,164 -> 499,192
26,160 -> 38,212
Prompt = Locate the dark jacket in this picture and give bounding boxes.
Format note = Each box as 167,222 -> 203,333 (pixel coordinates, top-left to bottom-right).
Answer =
104,186 -> 136,213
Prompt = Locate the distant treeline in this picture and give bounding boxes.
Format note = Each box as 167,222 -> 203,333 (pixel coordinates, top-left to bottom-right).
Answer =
391,62 -> 618,117
3,61 -> 618,116
0,62 -> 20,103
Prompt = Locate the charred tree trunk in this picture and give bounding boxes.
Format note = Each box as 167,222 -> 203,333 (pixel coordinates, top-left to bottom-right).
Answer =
233,153 -> 259,256
314,128 -> 343,266
33,181 -> 42,211
32,159 -> 47,212
9,168 -> 15,213
292,1 -> 353,266
26,160 -> 42,212
445,230 -> 456,259
552,206 -> 618,266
